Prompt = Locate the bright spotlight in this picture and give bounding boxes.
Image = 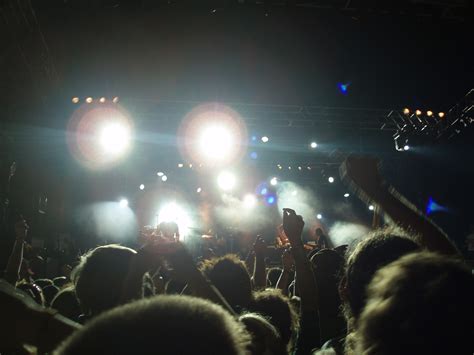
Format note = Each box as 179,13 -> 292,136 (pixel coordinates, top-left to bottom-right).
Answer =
99,123 -> 130,155
344,193 -> 350,198
328,176 -> 335,183
403,108 -> 410,115
243,194 -> 257,208
85,97 -> 93,104
415,109 -> 422,116
178,163 -> 184,168
317,213 -> 322,220
270,177 -> 278,186
277,165 -> 282,170
112,97 -> 119,103
310,142 -> 318,149
139,184 -> 145,190
217,171 -> 236,191
198,125 -> 234,163
157,172 -> 164,177
157,202 -> 192,239
99,97 -> 106,103
438,112 -> 445,118
403,145 -> 410,151
161,175 -> 168,182
261,136 -> 269,143
426,110 -> 433,117
368,205 -> 374,211
72,97 -> 80,104
119,199 -> 128,208
196,187 -> 202,193
266,195 -> 276,205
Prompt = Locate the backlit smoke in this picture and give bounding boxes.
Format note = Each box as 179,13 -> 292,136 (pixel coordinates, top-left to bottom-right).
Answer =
276,181 -> 322,230
75,202 -> 138,244
328,222 -> 370,247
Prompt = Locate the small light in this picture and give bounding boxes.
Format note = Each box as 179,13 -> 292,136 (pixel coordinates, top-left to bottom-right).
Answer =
368,205 -> 374,211
243,194 -> 257,208
139,184 -> 145,190
261,136 -> 269,143
250,152 -> 258,159
161,175 -> 168,182
196,187 -> 202,193
307,166 -> 312,170
157,172 -> 164,177
317,214 -> 322,220
403,145 -> 410,151
328,176 -> 335,183
344,193 -> 350,198
288,166 -> 292,170
298,166 -> 302,170
85,97 -> 93,104
260,188 -> 268,195
310,142 -> 318,149
438,112 -> 445,118
72,97 -> 80,104
178,163 -> 184,168
415,110 -> 422,116
277,164 -> 282,170
119,199 -> 128,208
189,164 -> 193,168
403,108 -> 410,115
99,97 -> 106,103
270,177 -> 278,186
266,195 -> 276,205
426,110 -> 433,117
112,97 -> 119,103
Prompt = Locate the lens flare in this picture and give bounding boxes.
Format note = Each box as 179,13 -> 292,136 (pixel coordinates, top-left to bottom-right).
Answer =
217,171 -> 237,191
157,202 -> 192,239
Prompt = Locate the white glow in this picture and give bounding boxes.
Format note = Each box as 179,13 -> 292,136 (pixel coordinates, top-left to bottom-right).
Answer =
119,199 -> 128,208
310,142 -> 317,149
161,175 -> 168,182
217,171 -> 236,191
328,176 -> 335,183
344,193 -> 350,198
369,205 -> 374,211
403,145 -> 410,151
157,202 -> 192,238
261,136 -> 269,143
243,194 -> 257,208
270,177 -> 278,186
196,187 -> 202,193
178,163 -> 184,168
99,123 -> 130,155
157,172 -> 164,177
198,126 -> 234,162
139,184 -> 145,190
317,214 -> 322,220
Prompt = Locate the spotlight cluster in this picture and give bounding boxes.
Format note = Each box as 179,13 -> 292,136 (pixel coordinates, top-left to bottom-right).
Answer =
72,97 -> 119,104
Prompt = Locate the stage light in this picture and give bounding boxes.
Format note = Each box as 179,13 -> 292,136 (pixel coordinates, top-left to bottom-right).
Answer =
99,123 -> 131,155
427,110 -> 433,117
310,142 -> 318,149
288,166 -> 292,170
178,163 -> 184,168
403,108 -> 410,115
291,190 -> 298,196
189,164 -> 193,168
438,112 -> 445,118
277,165 -> 282,170
368,205 -> 374,211
157,202 -> 192,238
85,97 -> 93,104
415,110 -> 422,116
260,187 -> 268,195
298,166 -> 302,170
161,175 -> 168,182
72,97 -> 80,104
328,176 -> 334,183
243,194 -> 257,208
270,177 -> 278,186
317,213 -> 322,220
307,166 -> 312,170
99,97 -> 106,103
198,125 -> 234,163
217,171 -> 236,191
344,193 -> 350,198
157,172 -> 164,177
261,136 -> 269,143
139,184 -> 145,190
251,135 -> 257,142
266,195 -> 276,205
196,187 -> 202,193
119,199 -> 128,208
112,97 -> 119,103
250,152 -> 258,159
403,144 -> 410,151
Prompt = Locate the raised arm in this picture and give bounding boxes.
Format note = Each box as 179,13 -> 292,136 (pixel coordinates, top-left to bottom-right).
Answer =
276,249 -> 294,296
340,155 -> 458,255
4,219 -> 28,285
252,235 -> 267,290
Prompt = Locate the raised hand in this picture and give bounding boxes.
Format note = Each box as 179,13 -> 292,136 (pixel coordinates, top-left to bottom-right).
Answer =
282,208 -> 305,247
253,235 -> 267,254
281,249 -> 295,272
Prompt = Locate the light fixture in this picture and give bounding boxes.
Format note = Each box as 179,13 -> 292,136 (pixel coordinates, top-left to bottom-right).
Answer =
368,205 -> 374,211
139,184 -> 145,190
316,214 -> 322,220
344,193 -> 350,198
119,199 -> 128,208
328,176 -> 335,183
72,97 -> 80,104
270,177 -> 278,186
261,136 -> 269,143
310,142 -> 318,149
85,97 -> 93,104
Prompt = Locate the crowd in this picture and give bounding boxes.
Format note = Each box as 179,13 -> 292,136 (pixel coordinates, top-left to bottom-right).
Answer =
0,156 -> 473,354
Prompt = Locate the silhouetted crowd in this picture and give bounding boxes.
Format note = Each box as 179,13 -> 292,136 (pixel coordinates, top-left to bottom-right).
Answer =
1,156 -> 473,354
